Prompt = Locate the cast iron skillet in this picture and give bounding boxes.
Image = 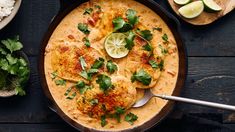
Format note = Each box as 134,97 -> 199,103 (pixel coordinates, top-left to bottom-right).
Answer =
39,0 -> 187,131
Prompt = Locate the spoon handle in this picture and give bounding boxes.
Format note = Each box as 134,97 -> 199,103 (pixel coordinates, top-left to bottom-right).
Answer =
155,94 -> 235,111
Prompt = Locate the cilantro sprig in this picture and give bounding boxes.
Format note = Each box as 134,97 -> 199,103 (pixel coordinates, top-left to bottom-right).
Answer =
125,112 -> 138,125
131,69 -> 152,86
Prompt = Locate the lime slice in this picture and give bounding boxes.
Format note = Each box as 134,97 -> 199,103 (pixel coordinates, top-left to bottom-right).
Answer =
174,0 -> 191,5
202,0 -> 222,12
178,1 -> 204,19
104,33 -> 129,58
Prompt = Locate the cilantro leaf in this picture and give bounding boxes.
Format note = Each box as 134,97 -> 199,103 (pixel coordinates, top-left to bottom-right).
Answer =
159,45 -> 168,55
142,43 -> 153,52
79,85 -> 91,94
66,92 -> 77,100
83,8 -> 93,15
106,60 -> 117,73
162,33 -> 168,42
83,37 -> 90,47
125,31 -> 135,50
125,112 -> 138,125
153,27 -> 162,32
158,60 -> 164,71
80,70 -> 90,80
101,115 -> 107,127
6,54 -> 17,65
55,79 -> 66,86
76,80 -> 85,88
91,58 -> 104,69
0,58 -> 9,71
126,9 -> 139,26
90,98 -> 99,105
78,23 -> 90,34
149,60 -> 158,69
96,74 -> 112,92
64,87 -> 72,96
75,81 -> 91,94
0,47 -> 7,55
131,69 -> 152,86
136,29 -> 153,41
112,17 -> 132,32
1,36 -> 23,53
15,85 -> 26,96
51,71 -> 58,80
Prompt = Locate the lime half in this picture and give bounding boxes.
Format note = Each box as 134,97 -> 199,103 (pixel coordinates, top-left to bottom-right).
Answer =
104,33 -> 129,58
203,0 -> 222,12
174,0 -> 191,5
178,1 -> 204,19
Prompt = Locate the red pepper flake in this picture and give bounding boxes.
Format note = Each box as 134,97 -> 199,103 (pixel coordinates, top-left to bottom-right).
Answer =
67,35 -> 75,40
141,53 -> 150,64
59,46 -> 69,53
87,17 -> 96,27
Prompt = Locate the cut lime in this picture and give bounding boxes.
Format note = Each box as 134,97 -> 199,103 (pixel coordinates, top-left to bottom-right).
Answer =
174,0 -> 191,5
202,0 -> 222,12
178,1 -> 204,19
104,33 -> 129,58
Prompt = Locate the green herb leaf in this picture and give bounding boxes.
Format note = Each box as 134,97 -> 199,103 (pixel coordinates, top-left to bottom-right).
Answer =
83,37 -> 91,47
96,74 -> 112,92
90,98 -> 99,105
95,5 -> 101,9
83,8 -> 93,15
153,27 -> 162,32
149,60 -> 158,69
112,17 -> 132,32
131,69 -> 152,86
80,70 -> 90,80
79,85 -> 91,94
15,85 -> 26,96
6,54 -> 17,65
126,9 -> 139,26
66,92 -> 77,100
101,115 -> 107,127
125,31 -> 135,50
158,60 -> 164,71
55,79 -> 66,86
64,86 -> 72,96
51,71 -> 58,80
76,80 -> 85,88
162,33 -> 168,42
1,36 -> 23,53
106,60 -> 117,73
78,23 -> 90,34
91,58 -> 104,69
0,47 -> 7,55
136,29 -> 153,41
142,43 -> 153,52
79,56 -> 87,70
125,112 -> 138,125
159,45 -> 168,55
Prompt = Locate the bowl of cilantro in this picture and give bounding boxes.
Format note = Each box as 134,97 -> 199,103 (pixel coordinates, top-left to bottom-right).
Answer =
0,36 -> 30,97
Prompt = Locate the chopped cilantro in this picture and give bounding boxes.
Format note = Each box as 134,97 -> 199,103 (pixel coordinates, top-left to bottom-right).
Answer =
106,60 -> 117,73
79,56 -> 87,70
136,29 -> 153,41
91,57 -> 104,69
159,45 -> 168,55
51,71 -> 57,80
55,79 -> 66,86
153,27 -> 162,32
77,23 -> 90,34
149,60 -> 158,69
90,98 -> 99,105
162,33 -> 168,42
113,106 -> 125,123
159,60 -> 164,71
80,70 -> 90,80
125,112 -> 138,125
142,43 -> 153,52
112,17 -> 132,32
125,31 -> 135,50
76,80 -> 85,88
79,85 -> 91,94
83,8 -> 93,15
79,69 -> 99,81
131,69 -> 152,86
101,115 -> 107,127
126,9 -> 139,26
83,37 -> 90,47
1,35 -> 23,53
64,86 -> 72,96
96,74 -> 112,92
95,5 -> 101,9
66,92 -> 77,100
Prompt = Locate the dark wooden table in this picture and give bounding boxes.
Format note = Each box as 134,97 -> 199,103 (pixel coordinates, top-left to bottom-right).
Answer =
0,1 -> 235,132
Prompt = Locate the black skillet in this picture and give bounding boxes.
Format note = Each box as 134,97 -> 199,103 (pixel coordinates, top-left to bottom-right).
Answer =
39,0 -> 187,131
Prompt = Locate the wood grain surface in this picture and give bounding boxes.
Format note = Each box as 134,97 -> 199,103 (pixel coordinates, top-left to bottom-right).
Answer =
168,0 -> 235,25
0,0 -> 235,131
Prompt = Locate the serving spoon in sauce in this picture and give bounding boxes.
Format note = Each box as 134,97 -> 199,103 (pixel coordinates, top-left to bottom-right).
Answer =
132,89 -> 235,111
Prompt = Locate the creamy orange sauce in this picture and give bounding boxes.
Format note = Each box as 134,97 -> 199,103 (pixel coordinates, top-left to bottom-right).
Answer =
44,0 -> 179,131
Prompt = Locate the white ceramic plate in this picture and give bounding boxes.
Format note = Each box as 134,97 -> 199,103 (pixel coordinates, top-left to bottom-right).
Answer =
0,0 -> 22,30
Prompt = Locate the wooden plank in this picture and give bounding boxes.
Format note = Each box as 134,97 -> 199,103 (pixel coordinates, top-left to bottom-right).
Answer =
0,1 -> 235,57
1,57 -> 235,123
168,0 -> 235,25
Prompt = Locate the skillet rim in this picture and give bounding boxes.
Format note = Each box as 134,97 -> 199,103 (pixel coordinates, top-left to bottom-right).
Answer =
38,0 -> 187,131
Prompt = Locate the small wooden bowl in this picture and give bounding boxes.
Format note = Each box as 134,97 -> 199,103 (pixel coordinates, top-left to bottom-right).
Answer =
0,0 -> 22,30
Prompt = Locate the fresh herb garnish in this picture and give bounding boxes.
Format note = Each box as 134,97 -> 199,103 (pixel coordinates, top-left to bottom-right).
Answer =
131,69 -> 152,86
64,86 -> 72,96
66,92 -> 77,100
75,81 -> 90,94
0,36 -> 29,96
83,37 -> 90,47
125,31 -> 135,50
91,57 -> 104,69
83,8 -> 93,15
162,33 -> 168,42
149,60 -> 158,69
101,115 -> 107,127
51,71 -> 57,80
153,27 -> 162,32
106,60 -> 117,73
142,43 -> 153,52
113,106 -> 125,123
96,74 -> 112,92
55,79 -> 66,86
126,9 -> 139,26
159,45 -> 168,55
136,29 -> 153,41
112,17 -> 132,32
125,112 -> 138,125
79,85 -> 91,94
158,60 -> 164,71
79,56 -> 87,70
95,5 -> 101,9
79,69 -> 99,81
90,98 -> 99,105
76,80 -> 85,88
77,23 -> 90,34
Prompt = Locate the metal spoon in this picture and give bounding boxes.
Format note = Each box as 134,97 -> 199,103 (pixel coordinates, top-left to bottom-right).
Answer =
132,89 -> 235,111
